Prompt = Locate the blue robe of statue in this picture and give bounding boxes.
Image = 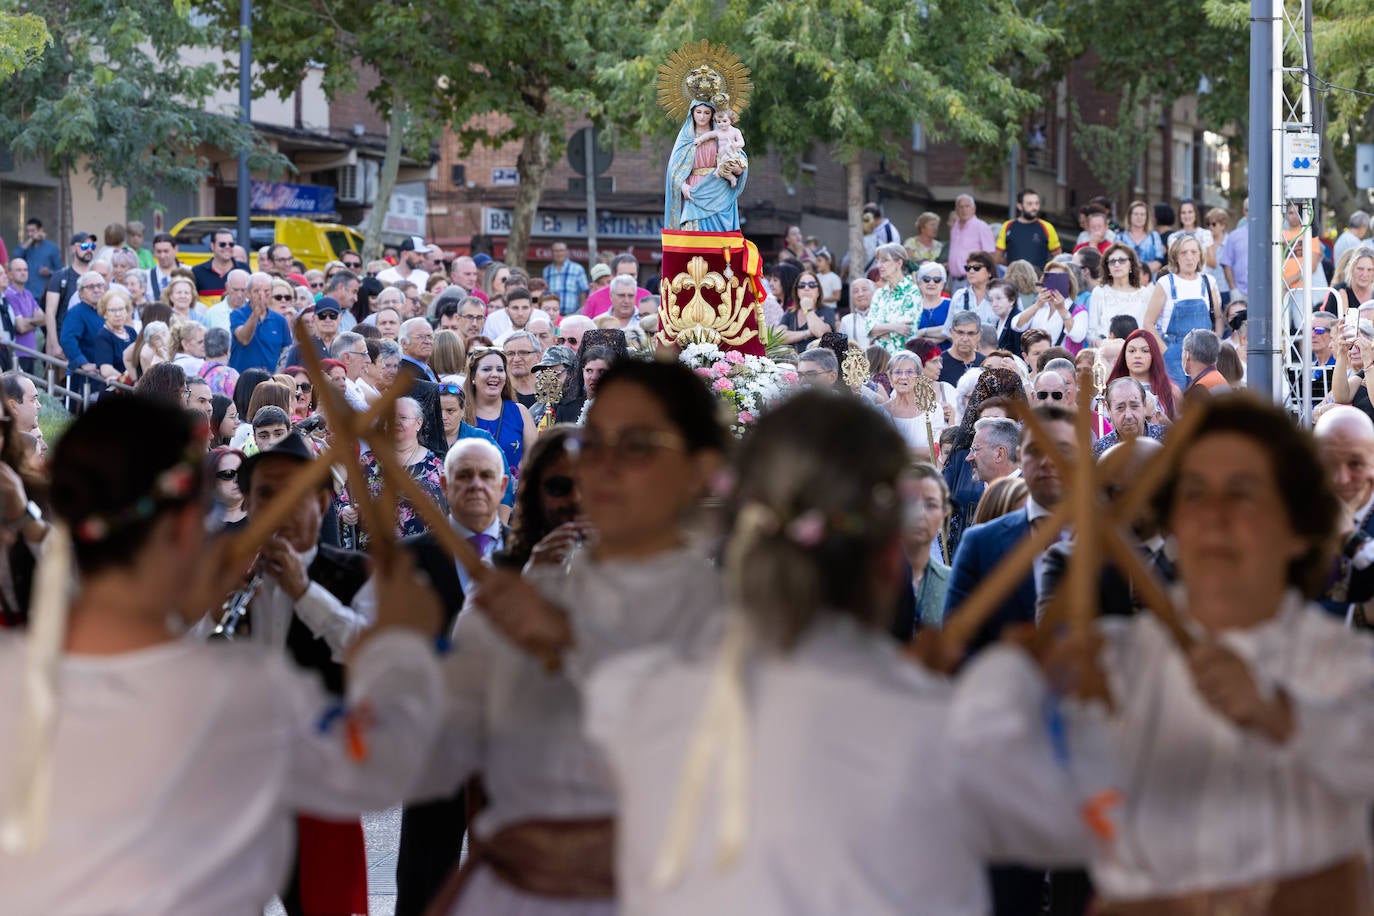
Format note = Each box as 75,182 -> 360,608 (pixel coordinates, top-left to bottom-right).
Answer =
663,106 -> 748,233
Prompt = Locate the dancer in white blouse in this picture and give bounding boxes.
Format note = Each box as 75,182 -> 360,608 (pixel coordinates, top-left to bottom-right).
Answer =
584,392 -> 1115,915
417,359 -> 730,914
0,396 -> 444,916
1092,393 -> 1374,914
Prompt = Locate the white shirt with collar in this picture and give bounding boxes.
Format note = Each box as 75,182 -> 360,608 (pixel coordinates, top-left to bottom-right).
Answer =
187,545 -> 371,660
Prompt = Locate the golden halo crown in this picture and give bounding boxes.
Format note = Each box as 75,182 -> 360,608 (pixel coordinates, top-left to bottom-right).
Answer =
655,40 -> 753,123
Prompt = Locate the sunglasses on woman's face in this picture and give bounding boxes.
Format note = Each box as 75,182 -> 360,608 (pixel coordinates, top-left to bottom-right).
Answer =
215,468 -> 238,481
918,275 -> 943,284
1106,257 -> 1130,266
542,475 -> 575,498
796,280 -> 819,289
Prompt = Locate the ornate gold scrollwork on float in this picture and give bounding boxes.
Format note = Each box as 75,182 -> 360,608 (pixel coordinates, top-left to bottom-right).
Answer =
841,346 -> 871,393
657,254 -> 760,349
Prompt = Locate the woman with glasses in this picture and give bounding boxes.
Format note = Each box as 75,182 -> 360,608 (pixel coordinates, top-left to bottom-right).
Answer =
283,365 -> 316,421
417,360 -> 727,915
949,250 -> 996,324
1011,261 -> 1085,352
90,290 -> 137,384
1087,243 -> 1153,343
882,350 -> 950,455
867,243 -> 924,355
207,445 -> 248,531
464,348 -> 536,496
579,392 -> 1106,915
779,269 -> 835,352
497,425 -> 586,571
1202,208 -> 1232,303
268,277 -> 299,325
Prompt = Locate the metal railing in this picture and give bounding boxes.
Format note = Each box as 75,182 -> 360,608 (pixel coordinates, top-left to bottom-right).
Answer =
0,340 -> 135,411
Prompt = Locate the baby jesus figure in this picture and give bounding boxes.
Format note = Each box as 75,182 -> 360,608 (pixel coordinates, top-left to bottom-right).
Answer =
694,109 -> 746,188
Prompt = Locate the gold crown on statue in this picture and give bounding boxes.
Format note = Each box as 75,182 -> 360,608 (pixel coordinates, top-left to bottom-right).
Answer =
656,40 -> 753,122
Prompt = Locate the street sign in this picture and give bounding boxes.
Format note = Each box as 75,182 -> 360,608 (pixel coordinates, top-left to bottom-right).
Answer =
568,127 -> 613,176
492,167 -> 519,187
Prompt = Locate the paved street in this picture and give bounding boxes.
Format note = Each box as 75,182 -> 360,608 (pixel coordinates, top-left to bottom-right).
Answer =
266,807 -> 401,916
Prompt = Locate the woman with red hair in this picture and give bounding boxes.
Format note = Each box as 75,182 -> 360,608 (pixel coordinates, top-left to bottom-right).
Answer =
1107,329 -> 1181,422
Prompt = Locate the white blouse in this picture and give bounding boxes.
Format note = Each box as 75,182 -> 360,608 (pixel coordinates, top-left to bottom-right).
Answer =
586,618 -> 1111,916
418,544 -> 724,838
1087,284 -> 1154,341
0,631 -> 443,916
1094,593 -> 1374,901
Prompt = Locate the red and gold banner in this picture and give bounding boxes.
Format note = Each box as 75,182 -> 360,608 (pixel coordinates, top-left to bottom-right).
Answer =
657,229 -> 766,357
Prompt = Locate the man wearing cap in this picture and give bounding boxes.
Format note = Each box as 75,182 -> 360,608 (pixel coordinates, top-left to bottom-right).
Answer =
43,231 -> 96,355
532,344 -> 578,427
192,228 -> 250,298
582,253 -> 650,318
282,297 -> 345,368
541,241 -> 588,316
377,237 -> 430,288
208,430 -> 375,916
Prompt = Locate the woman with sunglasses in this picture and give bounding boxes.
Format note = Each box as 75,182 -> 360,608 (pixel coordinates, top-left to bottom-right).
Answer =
949,250 -> 996,324
464,348 -> 536,497
207,445 -> 248,531
1087,243 -> 1153,342
417,360 -> 727,915
1107,328 -> 1180,423
284,365 -> 316,421
779,269 -> 835,352
498,425 -> 587,571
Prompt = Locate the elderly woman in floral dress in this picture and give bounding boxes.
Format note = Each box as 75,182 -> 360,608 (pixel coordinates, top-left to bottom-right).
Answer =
868,243 -> 924,355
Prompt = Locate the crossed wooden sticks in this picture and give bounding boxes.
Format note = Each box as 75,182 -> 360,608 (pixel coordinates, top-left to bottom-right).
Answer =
938,369 -> 1200,660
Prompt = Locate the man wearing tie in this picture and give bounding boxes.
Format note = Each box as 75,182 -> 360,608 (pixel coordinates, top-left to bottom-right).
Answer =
941,404 -> 1078,916
376,436 -> 509,915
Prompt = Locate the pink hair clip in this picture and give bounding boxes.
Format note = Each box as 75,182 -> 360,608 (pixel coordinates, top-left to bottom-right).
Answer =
785,510 -> 826,548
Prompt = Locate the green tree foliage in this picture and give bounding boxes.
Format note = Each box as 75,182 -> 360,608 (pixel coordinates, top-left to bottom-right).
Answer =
199,0 -> 458,259
0,0 -> 278,242
599,0 -> 1053,277
1070,83 -> 1155,203
0,11 -> 49,79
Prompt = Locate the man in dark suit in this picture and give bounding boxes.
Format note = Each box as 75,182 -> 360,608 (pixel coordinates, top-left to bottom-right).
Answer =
237,432 -> 373,916
1037,437 -> 1171,622
395,358 -> 448,457
378,436 -> 510,916
941,405 -> 1078,916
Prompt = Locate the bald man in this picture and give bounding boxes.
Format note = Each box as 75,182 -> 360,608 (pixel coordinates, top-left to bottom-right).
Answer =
1315,406 -> 1374,622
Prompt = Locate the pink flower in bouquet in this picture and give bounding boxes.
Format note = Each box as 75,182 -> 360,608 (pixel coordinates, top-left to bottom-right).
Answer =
712,377 -> 735,392
713,362 -> 731,377
781,370 -> 799,385
738,410 -> 756,424
694,367 -> 713,379
725,350 -> 746,364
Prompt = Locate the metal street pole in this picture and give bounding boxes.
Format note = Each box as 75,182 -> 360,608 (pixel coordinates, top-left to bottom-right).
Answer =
1246,0 -> 1274,397
584,127 -> 599,264
236,0 -> 252,251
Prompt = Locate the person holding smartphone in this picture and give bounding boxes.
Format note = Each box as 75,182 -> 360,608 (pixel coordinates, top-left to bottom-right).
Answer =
1010,264 -> 1086,349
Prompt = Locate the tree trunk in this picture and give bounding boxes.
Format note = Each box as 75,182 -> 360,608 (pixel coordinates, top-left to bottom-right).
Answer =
1322,152 -> 1361,228
846,152 -> 865,282
507,127 -> 553,273
59,162 -> 71,253
363,96 -> 407,262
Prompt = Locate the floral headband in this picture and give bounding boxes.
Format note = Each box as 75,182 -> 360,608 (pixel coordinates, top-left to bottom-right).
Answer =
734,484 -> 896,550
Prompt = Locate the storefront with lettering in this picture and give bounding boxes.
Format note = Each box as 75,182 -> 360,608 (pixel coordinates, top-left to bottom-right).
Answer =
479,208 -> 665,267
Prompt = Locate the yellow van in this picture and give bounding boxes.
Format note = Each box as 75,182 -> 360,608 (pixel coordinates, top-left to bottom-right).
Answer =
169,217 -> 364,273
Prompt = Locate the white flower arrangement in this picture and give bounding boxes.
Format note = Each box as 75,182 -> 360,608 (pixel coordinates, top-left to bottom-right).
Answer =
679,344 -> 800,435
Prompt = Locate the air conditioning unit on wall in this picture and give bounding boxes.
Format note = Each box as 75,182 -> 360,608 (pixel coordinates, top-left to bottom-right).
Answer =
338,160 -> 380,205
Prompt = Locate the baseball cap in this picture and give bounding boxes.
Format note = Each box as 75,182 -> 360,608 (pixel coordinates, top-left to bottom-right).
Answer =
71,232 -> 97,246
472,253 -> 493,269
399,236 -> 427,252
590,263 -> 612,281
313,296 -> 341,317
